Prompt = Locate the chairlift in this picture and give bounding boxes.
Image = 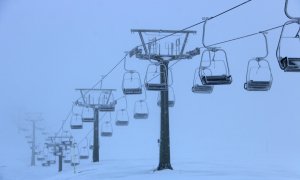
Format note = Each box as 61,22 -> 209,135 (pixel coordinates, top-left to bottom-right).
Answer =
199,49 -> 232,85
37,150 -> 45,161
82,107 -> 94,123
122,71 -> 143,95
200,18 -> 232,85
64,154 -> 72,164
115,109 -> 129,126
276,0 -> 300,72
101,116 -> 113,137
47,152 -> 56,165
192,68 -> 213,93
245,32 -> 273,91
98,91 -> 116,112
42,161 -> 50,167
79,146 -> 89,160
25,135 -> 32,139
42,132 -> 48,136
133,100 -> 149,119
71,143 -> 80,166
145,63 -> 168,91
157,87 -> 175,107
70,113 -> 83,129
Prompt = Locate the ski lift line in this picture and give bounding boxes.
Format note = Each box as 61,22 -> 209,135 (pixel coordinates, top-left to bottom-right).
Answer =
55,54 -> 127,137
134,0 -> 254,48
206,24 -> 286,47
55,0 -> 253,137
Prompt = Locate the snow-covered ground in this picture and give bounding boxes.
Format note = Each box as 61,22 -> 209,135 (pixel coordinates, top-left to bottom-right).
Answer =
1,157 -> 300,180
0,158 -> 299,180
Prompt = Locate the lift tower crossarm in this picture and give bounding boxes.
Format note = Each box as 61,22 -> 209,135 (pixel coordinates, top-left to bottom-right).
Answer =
131,29 -> 198,61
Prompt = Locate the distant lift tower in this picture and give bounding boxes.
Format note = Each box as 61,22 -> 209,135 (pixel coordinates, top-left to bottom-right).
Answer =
131,29 -> 199,171
25,113 -> 43,166
75,88 -> 116,163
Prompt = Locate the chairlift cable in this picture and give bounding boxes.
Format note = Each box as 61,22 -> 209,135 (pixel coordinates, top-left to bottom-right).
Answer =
138,0 -> 254,47
55,0 -> 255,136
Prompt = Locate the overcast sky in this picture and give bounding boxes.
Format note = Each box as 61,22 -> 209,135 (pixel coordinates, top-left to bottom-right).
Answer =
1,0 -> 300,169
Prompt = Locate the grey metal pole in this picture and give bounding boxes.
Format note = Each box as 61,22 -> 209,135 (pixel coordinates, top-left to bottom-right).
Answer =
93,108 -> 99,162
58,146 -> 63,172
157,62 -> 173,171
31,121 -> 36,166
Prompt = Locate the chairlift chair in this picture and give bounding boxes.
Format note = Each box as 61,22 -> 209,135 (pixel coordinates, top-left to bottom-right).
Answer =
157,87 -> 175,107
42,161 -> 50,167
133,100 -> 149,119
37,156 -> 45,161
115,109 -> 129,126
101,120 -> 113,137
71,155 -> 80,167
25,135 -> 32,139
47,155 -> 56,165
122,71 -> 143,95
82,107 -> 94,123
98,91 -> 117,112
145,63 -> 168,91
200,49 -> 232,85
244,32 -> 273,91
70,113 -> 83,129
79,146 -> 89,160
277,0 -> 300,72
63,152 -> 72,164
192,68 -> 213,93
71,143 -> 80,166
37,151 -> 45,161
200,18 -> 232,85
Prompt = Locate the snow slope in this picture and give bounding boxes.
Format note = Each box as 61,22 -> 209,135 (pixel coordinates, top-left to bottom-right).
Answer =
1,158 -> 300,180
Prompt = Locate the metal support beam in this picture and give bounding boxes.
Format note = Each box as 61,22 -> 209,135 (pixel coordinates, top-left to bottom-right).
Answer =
157,62 -> 173,171
31,121 -> 36,166
58,146 -> 63,172
138,32 -> 148,55
180,33 -> 189,55
93,109 -> 99,162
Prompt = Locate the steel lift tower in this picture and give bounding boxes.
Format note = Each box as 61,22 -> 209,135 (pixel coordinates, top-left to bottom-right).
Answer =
131,29 -> 199,170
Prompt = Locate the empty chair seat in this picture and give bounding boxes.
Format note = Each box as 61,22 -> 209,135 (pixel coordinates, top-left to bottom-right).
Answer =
42,162 -> 50,167
70,124 -> 83,129
48,160 -> 56,165
244,80 -> 271,91
134,113 -> 149,119
64,159 -> 71,164
99,104 -> 115,112
279,57 -> 300,72
115,120 -> 129,126
82,117 -> 94,123
192,85 -> 213,94
37,157 -> 45,161
201,75 -> 232,85
79,155 -> 89,160
123,88 -> 142,95
101,131 -> 113,137
145,83 -> 168,91
71,162 -> 80,167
